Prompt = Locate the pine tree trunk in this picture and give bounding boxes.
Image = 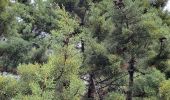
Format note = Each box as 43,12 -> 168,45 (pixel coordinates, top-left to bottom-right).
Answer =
126,57 -> 135,100
87,73 -> 96,99
126,71 -> 134,100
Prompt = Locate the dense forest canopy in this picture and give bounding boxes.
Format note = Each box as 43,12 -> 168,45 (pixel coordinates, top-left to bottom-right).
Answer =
1,0 -> 170,100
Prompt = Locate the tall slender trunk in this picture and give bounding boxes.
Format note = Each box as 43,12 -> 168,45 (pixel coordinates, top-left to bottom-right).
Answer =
126,57 -> 135,100
126,70 -> 134,100
87,73 -> 96,99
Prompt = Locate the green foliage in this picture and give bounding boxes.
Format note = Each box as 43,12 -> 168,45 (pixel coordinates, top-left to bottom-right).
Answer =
15,47 -> 85,99
54,0 -> 79,12
133,68 -> 165,98
0,0 -> 170,100
0,37 -> 31,68
142,9 -> 170,38
13,5 -> 85,99
0,0 -> 8,9
0,76 -> 19,100
105,92 -> 126,100
86,0 -> 114,41
159,80 -> 170,100
16,63 -> 55,100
